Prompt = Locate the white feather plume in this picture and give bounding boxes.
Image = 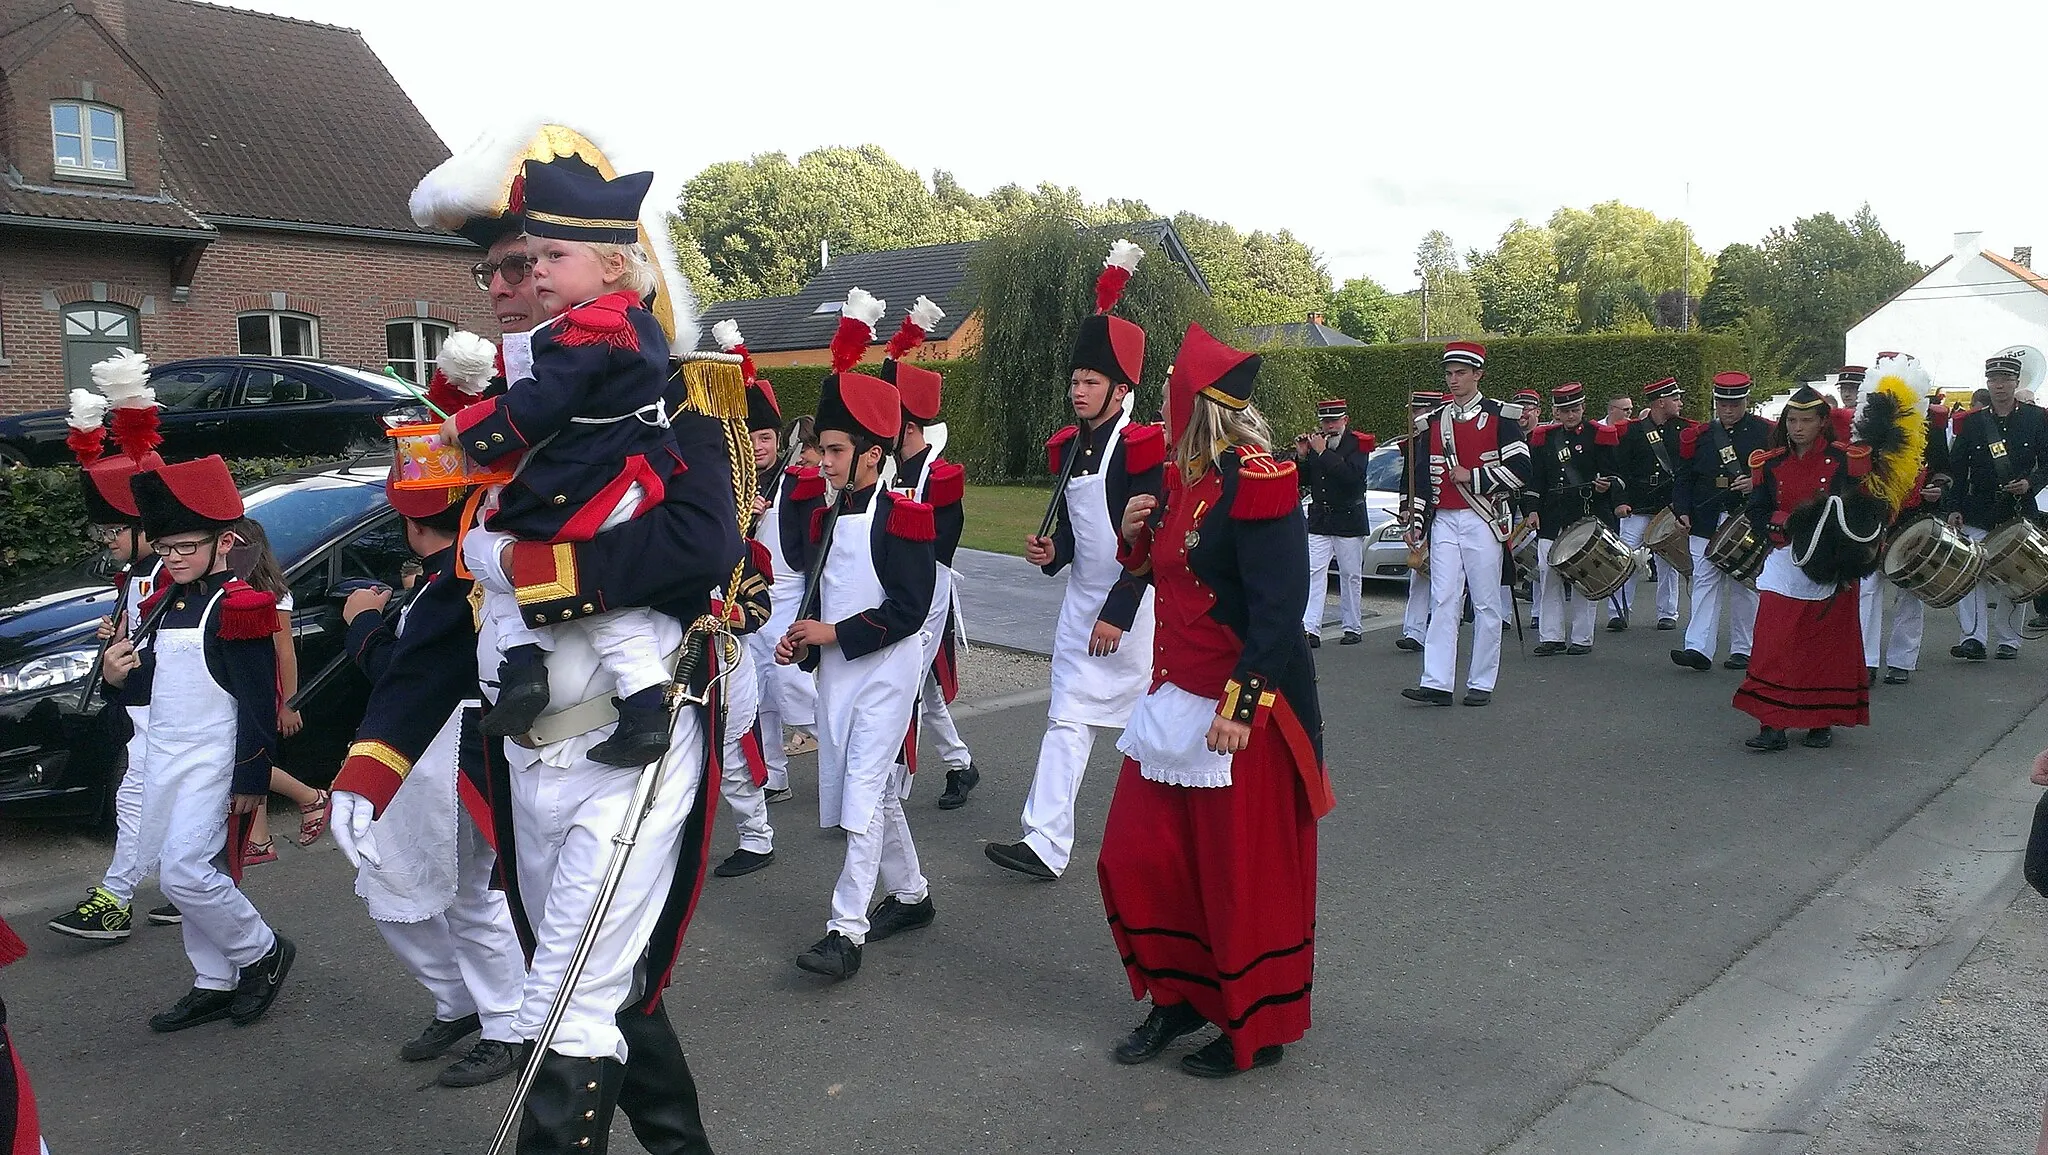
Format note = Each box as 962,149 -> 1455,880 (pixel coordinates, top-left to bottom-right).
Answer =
67,388 -> 109,432
843,287 -> 886,330
1106,239 -> 1145,272
645,220 -> 701,354
409,121 -> 542,231
437,331 -> 499,396
90,348 -> 154,408
1863,351 -> 1932,420
908,295 -> 945,333
712,319 -> 743,352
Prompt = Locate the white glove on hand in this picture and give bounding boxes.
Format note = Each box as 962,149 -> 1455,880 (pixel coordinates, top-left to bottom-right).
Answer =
328,790 -> 379,869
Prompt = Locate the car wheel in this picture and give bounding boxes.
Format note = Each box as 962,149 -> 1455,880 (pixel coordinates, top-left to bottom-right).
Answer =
0,442 -> 30,468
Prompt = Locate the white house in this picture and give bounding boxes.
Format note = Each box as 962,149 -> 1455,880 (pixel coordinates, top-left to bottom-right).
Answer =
1846,231 -> 2048,391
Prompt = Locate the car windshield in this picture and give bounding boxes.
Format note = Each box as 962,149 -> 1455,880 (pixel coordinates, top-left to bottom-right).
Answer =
240,470 -> 391,563
1366,447 -> 1405,492
322,364 -> 422,399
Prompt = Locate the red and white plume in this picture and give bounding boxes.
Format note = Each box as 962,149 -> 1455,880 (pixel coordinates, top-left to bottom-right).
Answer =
713,318 -> 760,382
1095,239 -> 1145,315
885,295 -> 945,362
66,387 -> 109,466
90,347 -> 160,460
830,287 -> 886,374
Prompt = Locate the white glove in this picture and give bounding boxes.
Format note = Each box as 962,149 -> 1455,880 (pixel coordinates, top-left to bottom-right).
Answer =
328,790 -> 379,869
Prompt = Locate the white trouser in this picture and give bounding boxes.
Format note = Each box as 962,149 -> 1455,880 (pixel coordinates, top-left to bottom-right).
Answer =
918,670 -> 972,774
1019,718 -> 1099,876
1959,525 -> 2024,650
1303,534 -> 1365,633
471,525 -> 667,699
373,814 -> 522,1042
1617,513 -> 1683,622
100,706 -> 150,904
719,647 -> 773,854
1885,582 -> 1927,671
747,632 -> 794,792
508,717 -> 702,1062
828,760 -> 926,944
1535,538 -> 1596,646
1423,509 -> 1504,693
1403,568 -> 1431,641
1859,574 -> 1882,668
1682,536 -> 1759,661
161,802 -> 276,992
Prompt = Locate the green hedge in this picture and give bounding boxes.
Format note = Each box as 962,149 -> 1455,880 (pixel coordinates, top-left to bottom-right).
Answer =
757,334 -> 1740,480
0,456 -> 347,582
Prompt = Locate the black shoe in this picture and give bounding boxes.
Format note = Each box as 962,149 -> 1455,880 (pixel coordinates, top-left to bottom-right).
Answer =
148,987 -> 236,1033
1953,639 -> 1988,661
1112,1002 -> 1206,1065
1724,653 -> 1750,670
2030,614 -> 2048,631
147,902 -> 182,926
1180,1037 -> 1284,1078
713,848 -> 775,878
1531,641 -> 1565,656
401,1012 -> 481,1061
1565,643 -> 1593,655
764,786 -> 794,805
1671,648 -> 1713,671
588,698 -> 673,767
1607,616 -> 1629,632
1884,667 -> 1912,685
1462,689 -> 1492,706
438,1038 -> 519,1088
866,895 -> 935,942
985,840 -> 1058,880
481,657 -> 551,737
1339,631 -> 1362,646
517,1052 -> 625,1154
1394,636 -> 1423,653
1305,631 -> 1321,649
1803,727 -> 1834,748
1656,617 -> 1678,631
1997,644 -> 2020,660
1745,727 -> 1789,752
935,763 -> 980,810
229,933 -> 295,1026
795,931 -> 862,979
1401,687 -> 1454,706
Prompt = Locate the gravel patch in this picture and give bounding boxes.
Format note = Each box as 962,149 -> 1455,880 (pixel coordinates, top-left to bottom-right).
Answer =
955,643 -> 1050,702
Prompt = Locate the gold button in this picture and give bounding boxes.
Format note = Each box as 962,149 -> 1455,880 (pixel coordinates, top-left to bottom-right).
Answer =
582,1110 -> 595,1120
561,610 -> 573,620
582,603 -> 594,613
492,433 -> 504,442
584,1081 -> 598,1091
577,1140 -> 591,1148
175,600 -> 186,610
554,495 -> 568,505
475,441 -> 488,450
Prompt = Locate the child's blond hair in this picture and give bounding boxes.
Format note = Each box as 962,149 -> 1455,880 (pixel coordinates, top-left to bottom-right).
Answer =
529,235 -> 660,297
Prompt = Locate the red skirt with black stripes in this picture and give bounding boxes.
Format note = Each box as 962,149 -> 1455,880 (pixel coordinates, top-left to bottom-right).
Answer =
1097,727 -> 1318,1066
1733,585 -> 1870,730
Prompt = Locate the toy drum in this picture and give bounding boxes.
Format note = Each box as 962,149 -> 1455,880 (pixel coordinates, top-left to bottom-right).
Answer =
386,422 -> 516,491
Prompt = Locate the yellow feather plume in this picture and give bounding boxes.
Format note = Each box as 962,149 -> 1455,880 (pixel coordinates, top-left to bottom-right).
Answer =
1854,365 -> 1928,514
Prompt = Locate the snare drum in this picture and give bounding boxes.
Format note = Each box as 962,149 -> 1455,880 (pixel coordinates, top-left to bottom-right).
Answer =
1704,513 -> 1767,588
1642,507 -> 1694,577
387,422 -> 516,491
1883,516 -> 1985,608
1551,518 -> 1636,599
1982,518 -> 2048,602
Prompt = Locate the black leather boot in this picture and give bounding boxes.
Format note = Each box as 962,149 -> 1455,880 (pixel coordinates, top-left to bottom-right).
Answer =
588,697 -> 673,768
516,1050 -> 625,1154
615,998 -> 714,1155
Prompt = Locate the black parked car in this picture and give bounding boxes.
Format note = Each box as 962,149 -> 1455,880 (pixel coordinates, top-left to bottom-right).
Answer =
0,357 -> 426,467
0,461 -> 418,826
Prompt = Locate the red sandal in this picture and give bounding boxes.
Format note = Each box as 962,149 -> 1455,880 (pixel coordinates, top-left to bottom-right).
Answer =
297,790 -> 330,847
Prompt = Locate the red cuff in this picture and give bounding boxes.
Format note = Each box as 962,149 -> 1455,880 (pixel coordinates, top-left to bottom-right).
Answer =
333,741 -> 408,818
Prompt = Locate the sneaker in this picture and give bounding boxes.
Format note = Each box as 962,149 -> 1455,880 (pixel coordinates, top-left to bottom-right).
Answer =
1531,641 -> 1565,656
935,763 -> 980,810
148,987 -> 236,1033
1339,631 -> 1362,646
147,903 -> 183,926
437,1039 -> 520,1088
400,1013 -> 482,1062
1607,616 -> 1629,632
1802,727 -> 1835,748
1996,644 -> 2020,660
47,885 -> 132,941
1394,636 -> 1423,653
229,933 -> 296,1026
1745,727 -> 1790,752
1564,643 -> 1593,655
865,895 -> 935,942
1883,667 -> 1912,685
1952,639 -> 1988,661
713,848 -> 775,878
795,931 -> 861,980
1656,617 -> 1678,631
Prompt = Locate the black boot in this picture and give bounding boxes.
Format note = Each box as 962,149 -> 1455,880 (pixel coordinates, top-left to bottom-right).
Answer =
588,690 -> 672,768
516,1050 -> 626,1154
483,646 -> 552,737
615,998 -> 714,1155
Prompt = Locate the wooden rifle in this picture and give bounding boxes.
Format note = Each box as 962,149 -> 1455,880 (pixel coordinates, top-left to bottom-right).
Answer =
76,557 -> 137,712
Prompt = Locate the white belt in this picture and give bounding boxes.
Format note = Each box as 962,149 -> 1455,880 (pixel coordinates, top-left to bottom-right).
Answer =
511,644 -> 682,748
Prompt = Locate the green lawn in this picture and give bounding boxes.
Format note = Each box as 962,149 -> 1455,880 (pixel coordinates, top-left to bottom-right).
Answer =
960,483 -> 1053,557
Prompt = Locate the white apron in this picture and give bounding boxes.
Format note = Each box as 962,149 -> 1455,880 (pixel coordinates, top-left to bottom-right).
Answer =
901,465 -> 959,669
356,590 -> 465,922
1049,417 -> 1156,727
748,492 -> 817,727
134,586 -> 237,872
814,504 -> 925,835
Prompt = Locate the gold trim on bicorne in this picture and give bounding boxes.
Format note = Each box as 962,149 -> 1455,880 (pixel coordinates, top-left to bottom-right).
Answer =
1199,383 -> 1250,410
346,740 -> 413,781
514,542 -> 581,606
521,208 -> 639,231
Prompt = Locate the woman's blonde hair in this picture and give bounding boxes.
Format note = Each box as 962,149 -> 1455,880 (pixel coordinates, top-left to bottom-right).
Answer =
1173,393 -> 1273,480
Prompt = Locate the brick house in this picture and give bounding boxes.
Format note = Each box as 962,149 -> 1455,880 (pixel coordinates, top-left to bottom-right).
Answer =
0,0 -> 492,415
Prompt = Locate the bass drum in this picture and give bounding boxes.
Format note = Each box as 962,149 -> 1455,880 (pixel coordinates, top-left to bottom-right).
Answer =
1982,518 -> 2048,602
1882,516 -> 1984,609
1642,507 -> 1694,577
1550,518 -> 1636,599
1704,513 -> 1767,588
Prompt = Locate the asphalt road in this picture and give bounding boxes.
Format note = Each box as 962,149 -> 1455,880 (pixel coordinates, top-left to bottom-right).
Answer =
4,587 -> 2043,1154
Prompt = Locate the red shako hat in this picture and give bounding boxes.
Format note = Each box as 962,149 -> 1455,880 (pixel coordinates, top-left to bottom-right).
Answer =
132,455 -> 243,539
817,287 -> 902,444
880,295 -> 946,424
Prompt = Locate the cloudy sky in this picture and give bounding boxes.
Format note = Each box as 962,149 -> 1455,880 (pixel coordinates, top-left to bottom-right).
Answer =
242,0 -> 2045,288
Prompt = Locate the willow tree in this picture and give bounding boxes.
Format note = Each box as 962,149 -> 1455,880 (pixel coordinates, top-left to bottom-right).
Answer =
964,214 -> 1222,479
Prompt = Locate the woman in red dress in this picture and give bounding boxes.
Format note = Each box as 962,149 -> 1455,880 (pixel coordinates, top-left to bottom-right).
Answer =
1097,323 -> 1333,1077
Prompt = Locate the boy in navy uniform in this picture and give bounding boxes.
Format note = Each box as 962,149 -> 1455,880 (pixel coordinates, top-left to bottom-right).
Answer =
1295,397 -> 1376,645
1671,372 -> 1771,672
1526,382 -> 1620,656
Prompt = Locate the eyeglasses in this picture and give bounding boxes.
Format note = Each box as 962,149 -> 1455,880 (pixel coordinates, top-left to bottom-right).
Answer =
87,524 -> 126,545
471,253 -> 536,292
151,538 -> 213,557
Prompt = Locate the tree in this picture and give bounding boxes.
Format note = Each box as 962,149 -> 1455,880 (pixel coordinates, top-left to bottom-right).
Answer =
1471,220 -> 1575,335
1409,230 -> 1483,338
1171,213 -> 1331,327
1699,243 -> 1763,333
1328,275 -> 1401,344
1547,201 -> 1714,333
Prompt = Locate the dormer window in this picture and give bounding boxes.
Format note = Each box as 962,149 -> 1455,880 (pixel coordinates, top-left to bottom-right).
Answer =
52,102 -> 125,178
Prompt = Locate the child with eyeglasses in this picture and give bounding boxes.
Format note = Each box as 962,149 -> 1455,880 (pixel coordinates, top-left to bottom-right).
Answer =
438,158 -> 682,767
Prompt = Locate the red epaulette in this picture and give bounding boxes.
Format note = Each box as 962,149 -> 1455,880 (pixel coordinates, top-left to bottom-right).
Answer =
1529,423 -> 1555,448
1749,447 -> 1786,472
1830,407 -> 1854,445
1230,446 -> 1299,520
886,494 -> 937,542
1352,431 -> 1378,454
218,579 -> 280,640
1121,422 -> 1166,474
1951,409 -> 1969,433
1844,443 -> 1873,478
787,466 -> 826,502
1046,425 -> 1080,473
747,537 -> 774,585
551,290 -> 641,351
925,461 -> 965,508
809,504 -> 828,545
1678,422 -> 1702,459
1594,422 -> 1622,447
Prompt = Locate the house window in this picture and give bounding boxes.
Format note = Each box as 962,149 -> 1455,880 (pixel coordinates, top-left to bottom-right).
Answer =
52,102 -> 125,178
238,311 -> 318,357
385,318 -> 452,385
62,303 -> 139,391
